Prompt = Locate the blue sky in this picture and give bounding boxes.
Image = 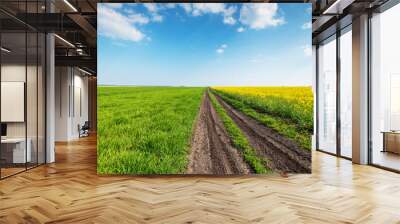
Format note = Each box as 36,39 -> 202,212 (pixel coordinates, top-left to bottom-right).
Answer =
98,3 -> 312,86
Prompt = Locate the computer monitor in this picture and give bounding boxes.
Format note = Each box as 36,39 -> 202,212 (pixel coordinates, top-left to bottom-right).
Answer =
1,123 -> 7,137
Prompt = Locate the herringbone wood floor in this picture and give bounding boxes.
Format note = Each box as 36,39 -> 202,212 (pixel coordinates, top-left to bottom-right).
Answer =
1,135 -> 400,224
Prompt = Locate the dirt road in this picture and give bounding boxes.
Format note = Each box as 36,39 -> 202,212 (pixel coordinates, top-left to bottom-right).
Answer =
187,92 -> 252,175
187,90 -> 311,174
214,94 -> 311,173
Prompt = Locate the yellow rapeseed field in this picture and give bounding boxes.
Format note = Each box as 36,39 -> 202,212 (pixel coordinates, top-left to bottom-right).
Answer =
212,86 -> 314,150
212,86 -> 313,111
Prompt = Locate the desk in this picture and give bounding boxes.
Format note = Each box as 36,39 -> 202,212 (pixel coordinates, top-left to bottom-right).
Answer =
382,131 -> 400,154
1,138 -> 31,163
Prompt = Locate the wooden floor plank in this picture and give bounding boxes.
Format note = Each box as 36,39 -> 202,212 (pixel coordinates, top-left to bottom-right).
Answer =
0,135 -> 399,223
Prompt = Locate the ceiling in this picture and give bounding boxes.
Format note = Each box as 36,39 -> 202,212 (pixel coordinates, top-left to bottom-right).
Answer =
0,0 -> 97,74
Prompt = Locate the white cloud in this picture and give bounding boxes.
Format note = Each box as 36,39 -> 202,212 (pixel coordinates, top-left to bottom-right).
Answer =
302,45 -> 312,57
216,44 -> 227,54
128,13 -> 150,25
165,3 -> 177,9
301,22 -> 312,29
223,16 -> 236,25
179,3 -> 193,14
98,4 -> 145,42
152,14 -> 163,22
222,6 -> 237,25
239,3 -> 284,30
237,27 -> 245,32
178,3 -> 237,25
143,3 -> 158,13
142,3 -> 163,22
106,3 -> 123,9
191,3 -> 226,15
216,48 -> 224,54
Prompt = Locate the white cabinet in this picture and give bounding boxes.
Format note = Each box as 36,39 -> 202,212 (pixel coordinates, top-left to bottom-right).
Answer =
1,138 -> 32,163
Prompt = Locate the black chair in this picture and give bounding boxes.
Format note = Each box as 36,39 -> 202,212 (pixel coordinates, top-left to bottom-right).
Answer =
79,121 -> 90,138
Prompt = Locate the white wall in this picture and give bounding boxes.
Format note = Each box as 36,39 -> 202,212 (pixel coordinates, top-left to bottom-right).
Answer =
55,66 -> 70,141
55,67 -> 89,141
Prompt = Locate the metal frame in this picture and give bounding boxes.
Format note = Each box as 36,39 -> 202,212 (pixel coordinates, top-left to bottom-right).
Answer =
367,11 -> 373,166
336,23 -> 341,157
25,1 -> 28,172
315,44 -> 320,152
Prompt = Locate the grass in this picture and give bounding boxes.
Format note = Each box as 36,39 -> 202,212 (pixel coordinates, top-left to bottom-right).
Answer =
208,92 -> 271,174
97,86 -> 205,174
212,87 -> 313,151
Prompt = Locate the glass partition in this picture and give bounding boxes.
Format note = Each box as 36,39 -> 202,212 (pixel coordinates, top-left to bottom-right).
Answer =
370,3 -> 400,171
317,35 -> 337,154
1,30 -> 28,177
0,1 -> 46,179
339,27 -> 352,158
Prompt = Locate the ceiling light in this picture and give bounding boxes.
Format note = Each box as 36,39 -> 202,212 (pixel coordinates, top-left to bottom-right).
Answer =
78,67 -> 92,76
63,0 -> 78,12
1,47 -> 11,53
322,0 -> 355,15
76,48 -> 85,55
323,0 -> 341,14
54,34 -> 75,48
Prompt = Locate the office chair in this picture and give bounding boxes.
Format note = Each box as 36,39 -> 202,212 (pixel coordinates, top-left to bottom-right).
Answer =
79,121 -> 90,138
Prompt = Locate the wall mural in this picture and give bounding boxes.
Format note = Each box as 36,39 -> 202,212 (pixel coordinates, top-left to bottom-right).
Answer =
97,3 -> 313,175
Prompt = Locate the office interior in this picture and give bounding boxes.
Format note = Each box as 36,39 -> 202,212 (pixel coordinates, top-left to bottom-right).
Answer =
0,0 -> 97,179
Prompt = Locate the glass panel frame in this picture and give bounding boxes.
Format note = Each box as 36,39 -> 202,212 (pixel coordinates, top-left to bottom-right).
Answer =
0,1 -> 47,180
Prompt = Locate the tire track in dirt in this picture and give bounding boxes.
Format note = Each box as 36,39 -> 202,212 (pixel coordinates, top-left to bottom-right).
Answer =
214,93 -> 311,173
187,91 -> 252,175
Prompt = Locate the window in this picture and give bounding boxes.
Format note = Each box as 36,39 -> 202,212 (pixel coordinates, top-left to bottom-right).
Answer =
318,35 -> 337,154
339,27 -> 352,158
370,3 -> 400,171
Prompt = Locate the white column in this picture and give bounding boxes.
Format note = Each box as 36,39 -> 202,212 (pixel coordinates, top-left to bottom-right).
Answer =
352,14 -> 369,164
46,32 -> 55,163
